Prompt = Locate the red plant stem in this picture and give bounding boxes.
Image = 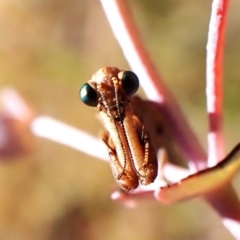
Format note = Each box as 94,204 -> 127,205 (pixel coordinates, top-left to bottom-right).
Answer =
206,1 -> 240,238
100,0 -> 240,238
31,116 -> 109,161
206,0 -> 229,166
205,185 -> 240,239
100,0 -> 207,171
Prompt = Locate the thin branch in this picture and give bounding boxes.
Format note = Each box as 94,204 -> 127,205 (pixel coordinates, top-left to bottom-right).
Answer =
100,1 -> 240,239
205,185 -> 240,240
206,0 -> 229,166
99,0 -> 207,171
0,88 -> 109,161
30,116 -> 109,161
206,1 -> 240,239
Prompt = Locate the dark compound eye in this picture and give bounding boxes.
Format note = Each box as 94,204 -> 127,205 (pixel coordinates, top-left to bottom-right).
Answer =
121,71 -> 139,96
79,83 -> 98,107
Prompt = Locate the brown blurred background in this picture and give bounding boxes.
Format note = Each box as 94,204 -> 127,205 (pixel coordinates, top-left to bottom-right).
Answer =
0,0 -> 240,239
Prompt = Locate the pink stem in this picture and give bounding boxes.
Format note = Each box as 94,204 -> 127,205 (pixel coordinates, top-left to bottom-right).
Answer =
206,0 -> 228,166
100,0 -> 240,238
99,0 -> 206,171
31,116 -> 109,161
205,185 -> 240,239
205,1 -> 240,238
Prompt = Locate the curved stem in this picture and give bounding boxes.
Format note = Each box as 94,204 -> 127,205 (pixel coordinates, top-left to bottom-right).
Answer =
205,1 -> 240,238
100,0 -> 206,171
205,185 -> 240,240
206,0 -> 229,166
30,116 -> 109,161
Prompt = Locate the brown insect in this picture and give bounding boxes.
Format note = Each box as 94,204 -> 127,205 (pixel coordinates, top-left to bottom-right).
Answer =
80,67 -> 158,191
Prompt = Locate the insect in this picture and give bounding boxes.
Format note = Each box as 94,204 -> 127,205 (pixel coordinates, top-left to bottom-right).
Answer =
79,67 -> 240,203
80,67 -> 158,191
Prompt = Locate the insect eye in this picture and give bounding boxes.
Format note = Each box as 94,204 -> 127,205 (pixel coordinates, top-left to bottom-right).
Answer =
120,71 -> 139,96
79,83 -> 98,107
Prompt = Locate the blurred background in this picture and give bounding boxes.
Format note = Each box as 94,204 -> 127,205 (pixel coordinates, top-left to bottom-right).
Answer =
0,0 -> 240,239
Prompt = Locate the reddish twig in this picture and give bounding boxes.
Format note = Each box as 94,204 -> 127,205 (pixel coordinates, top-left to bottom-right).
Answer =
205,1 -> 240,239
206,0 -> 229,166
100,0 -> 240,239
31,116 -> 109,161
99,0 -> 207,171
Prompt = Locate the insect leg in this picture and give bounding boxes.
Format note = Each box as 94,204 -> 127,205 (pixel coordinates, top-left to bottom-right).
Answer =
101,131 -> 139,191
132,116 -> 158,185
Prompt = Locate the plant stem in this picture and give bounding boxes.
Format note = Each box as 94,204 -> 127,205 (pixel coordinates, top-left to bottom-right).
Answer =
206,0 -> 229,166
99,0 -> 207,171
